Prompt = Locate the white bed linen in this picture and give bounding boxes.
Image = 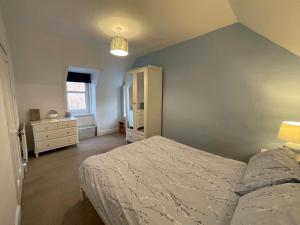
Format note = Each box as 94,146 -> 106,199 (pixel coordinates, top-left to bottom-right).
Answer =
79,136 -> 246,225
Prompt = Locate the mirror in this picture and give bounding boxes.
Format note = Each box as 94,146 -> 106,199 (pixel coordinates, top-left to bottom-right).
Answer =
136,72 -> 144,133
126,74 -> 134,130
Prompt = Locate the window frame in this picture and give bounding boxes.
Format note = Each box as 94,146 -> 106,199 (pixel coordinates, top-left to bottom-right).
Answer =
66,81 -> 91,116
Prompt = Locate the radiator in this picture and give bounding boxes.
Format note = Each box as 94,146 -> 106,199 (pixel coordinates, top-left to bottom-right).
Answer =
78,125 -> 97,140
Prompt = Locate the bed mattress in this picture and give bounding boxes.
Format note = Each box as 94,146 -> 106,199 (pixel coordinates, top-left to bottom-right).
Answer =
79,136 -> 246,225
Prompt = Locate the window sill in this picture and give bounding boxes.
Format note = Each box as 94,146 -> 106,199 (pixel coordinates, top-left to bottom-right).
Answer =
73,113 -> 94,117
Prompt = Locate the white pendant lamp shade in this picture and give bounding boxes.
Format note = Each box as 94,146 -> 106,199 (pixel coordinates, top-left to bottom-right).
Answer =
110,28 -> 128,56
110,36 -> 128,56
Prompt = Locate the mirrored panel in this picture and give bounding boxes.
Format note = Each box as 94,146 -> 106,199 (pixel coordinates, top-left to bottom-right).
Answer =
126,74 -> 134,130
136,72 -> 144,133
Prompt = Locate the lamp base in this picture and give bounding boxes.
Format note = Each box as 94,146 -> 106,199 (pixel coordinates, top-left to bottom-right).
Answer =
284,142 -> 300,162
285,142 -> 300,151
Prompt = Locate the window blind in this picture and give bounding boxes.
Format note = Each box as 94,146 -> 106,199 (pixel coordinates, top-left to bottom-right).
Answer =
67,72 -> 91,83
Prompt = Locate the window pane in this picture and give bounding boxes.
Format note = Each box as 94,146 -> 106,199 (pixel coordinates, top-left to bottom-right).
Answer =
67,82 -> 86,92
67,93 -> 87,110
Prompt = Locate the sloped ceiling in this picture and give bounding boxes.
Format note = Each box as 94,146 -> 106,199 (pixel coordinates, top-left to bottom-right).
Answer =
230,0 -> 300,57
1,0 -> 298,58
0,0 -> 237,57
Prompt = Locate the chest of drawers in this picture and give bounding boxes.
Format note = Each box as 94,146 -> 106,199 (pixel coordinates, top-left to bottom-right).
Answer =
31,118 -> 79,158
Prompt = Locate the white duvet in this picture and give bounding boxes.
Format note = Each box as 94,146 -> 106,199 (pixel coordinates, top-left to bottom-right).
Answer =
79,136 -> 246,225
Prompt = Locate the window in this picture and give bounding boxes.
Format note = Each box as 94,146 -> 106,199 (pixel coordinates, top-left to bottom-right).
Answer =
66,81 -> 90,115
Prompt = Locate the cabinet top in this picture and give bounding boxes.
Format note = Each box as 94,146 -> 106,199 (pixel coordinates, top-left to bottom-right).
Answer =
31,117 -> 77,126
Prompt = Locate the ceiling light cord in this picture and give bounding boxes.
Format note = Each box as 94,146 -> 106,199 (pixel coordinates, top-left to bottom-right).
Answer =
116,27 -> 122,36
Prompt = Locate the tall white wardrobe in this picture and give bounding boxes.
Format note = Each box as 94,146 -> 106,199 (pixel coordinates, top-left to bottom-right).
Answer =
125,65 -> 163,142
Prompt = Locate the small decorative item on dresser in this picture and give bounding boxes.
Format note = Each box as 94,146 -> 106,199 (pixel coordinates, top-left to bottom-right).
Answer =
65,112 -> 71,118
47,110 -> 58,119
29,109 -> 40,121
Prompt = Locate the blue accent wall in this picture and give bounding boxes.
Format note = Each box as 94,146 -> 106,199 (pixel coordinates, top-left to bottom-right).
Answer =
133,23 -> 300,161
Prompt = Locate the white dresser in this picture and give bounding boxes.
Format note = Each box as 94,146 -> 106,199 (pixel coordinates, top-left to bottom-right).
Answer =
31,118 -> 79,158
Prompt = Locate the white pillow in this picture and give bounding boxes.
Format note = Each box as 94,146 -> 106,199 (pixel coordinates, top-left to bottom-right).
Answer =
235,148 -> 300,195
231,183 -> 300,225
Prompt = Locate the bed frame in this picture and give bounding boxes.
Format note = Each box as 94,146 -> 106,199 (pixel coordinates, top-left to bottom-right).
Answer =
80,187 -> 86,201
80,185 -> 110,225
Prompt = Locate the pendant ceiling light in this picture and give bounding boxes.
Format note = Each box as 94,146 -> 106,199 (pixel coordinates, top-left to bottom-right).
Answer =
110,27 -> 128,57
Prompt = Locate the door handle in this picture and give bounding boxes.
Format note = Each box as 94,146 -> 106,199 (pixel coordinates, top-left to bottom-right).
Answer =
11,129 -> 24,137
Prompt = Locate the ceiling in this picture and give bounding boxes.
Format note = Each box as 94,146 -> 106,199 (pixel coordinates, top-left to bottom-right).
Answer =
230,0 -> 300,57
1,0 -> 300,58
0,0 -> 237,57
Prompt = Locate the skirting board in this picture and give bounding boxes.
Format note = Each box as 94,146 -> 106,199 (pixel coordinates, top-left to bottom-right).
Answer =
97,127 -> 118,136
15,205 -> 21,225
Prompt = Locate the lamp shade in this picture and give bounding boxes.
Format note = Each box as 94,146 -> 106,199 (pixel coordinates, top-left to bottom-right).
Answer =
110,36 -> 128,56
278,121 -> 300,144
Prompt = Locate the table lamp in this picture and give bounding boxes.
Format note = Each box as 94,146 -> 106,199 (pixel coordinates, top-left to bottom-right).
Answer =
278,121 -> 300,161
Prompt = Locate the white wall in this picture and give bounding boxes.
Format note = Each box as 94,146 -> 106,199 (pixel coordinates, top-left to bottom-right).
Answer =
133,24 -> 300,161
0,8 -> 19,225
5,22 -> 133,150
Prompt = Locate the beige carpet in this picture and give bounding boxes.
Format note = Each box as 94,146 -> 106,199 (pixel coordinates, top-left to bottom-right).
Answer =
21,133 -> 126,225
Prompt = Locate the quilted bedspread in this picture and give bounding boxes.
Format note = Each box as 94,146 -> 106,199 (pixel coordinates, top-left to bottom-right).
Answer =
79,136 -> 246,225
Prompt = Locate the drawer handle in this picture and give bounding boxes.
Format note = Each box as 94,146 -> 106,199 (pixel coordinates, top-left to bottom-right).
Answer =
47,144 -> 50,147
46,135 -> 49,138
68,139 -> 71,142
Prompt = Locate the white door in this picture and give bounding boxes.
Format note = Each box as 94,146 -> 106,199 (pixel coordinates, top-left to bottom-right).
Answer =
0,47 -> 23,203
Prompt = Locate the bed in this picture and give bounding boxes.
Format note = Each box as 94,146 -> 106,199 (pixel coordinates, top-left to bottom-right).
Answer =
79,136 -> 247,225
